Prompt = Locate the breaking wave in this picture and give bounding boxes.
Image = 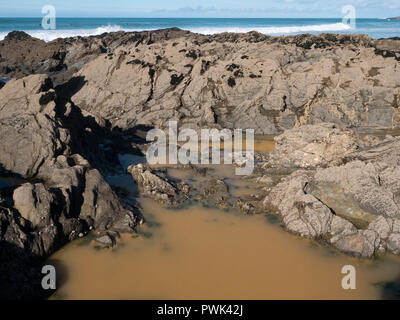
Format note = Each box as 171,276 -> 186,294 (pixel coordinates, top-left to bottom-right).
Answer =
0,23 -> 353,42
189,23 -> 353,35
0,25 -> 126,42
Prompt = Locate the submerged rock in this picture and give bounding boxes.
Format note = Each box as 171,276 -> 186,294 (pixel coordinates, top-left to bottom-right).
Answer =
128,163 -> 189,205
199,179 -> 231,209
236,199 -> 256,215
95,233 -> 117,247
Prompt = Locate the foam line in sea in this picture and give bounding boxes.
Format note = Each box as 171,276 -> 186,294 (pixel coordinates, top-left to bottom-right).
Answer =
0,23 -> 353,42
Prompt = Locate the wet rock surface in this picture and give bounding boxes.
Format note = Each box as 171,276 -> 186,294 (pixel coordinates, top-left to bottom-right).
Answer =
128,163 -> 189,205
198,179 -> 231,209
95,233 -> 117,247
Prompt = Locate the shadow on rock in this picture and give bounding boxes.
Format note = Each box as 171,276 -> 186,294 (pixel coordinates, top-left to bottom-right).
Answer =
55,76 -> 144,173
0,241 -> 50,300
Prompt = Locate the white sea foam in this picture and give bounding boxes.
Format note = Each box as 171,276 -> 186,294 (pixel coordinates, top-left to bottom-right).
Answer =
0,25 -> 127,42
189,23 -> 352,35
0,23 -> 353,42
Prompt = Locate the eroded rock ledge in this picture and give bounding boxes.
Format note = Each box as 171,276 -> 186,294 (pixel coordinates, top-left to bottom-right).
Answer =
0,29 -> 399,134
262,124 -> 400,258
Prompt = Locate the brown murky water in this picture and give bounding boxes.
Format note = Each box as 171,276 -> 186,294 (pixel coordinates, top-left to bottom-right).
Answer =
50,201 -> 400,300
49,137 -> 400,300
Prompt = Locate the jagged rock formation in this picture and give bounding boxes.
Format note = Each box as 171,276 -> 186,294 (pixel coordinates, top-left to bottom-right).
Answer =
0,74 -> 138,299
0,30 -> 399,134
70,32 -> 400,133
263,124 -> 400,258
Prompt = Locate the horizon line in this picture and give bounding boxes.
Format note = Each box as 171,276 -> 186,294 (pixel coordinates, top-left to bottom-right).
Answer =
0,16 -> 387,19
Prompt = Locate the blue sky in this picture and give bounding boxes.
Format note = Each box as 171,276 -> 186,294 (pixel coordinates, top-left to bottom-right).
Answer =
0,0 -> 399,18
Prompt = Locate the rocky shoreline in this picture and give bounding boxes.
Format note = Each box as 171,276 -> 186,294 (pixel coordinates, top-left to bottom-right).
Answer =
263,124 -> 400,258
0,28 -> 400,299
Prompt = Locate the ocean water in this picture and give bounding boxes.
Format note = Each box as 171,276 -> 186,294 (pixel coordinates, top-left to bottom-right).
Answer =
0,18 -> 399,42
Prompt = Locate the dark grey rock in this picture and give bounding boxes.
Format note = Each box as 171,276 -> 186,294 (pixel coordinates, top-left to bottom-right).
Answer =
368,108 -> 393,127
